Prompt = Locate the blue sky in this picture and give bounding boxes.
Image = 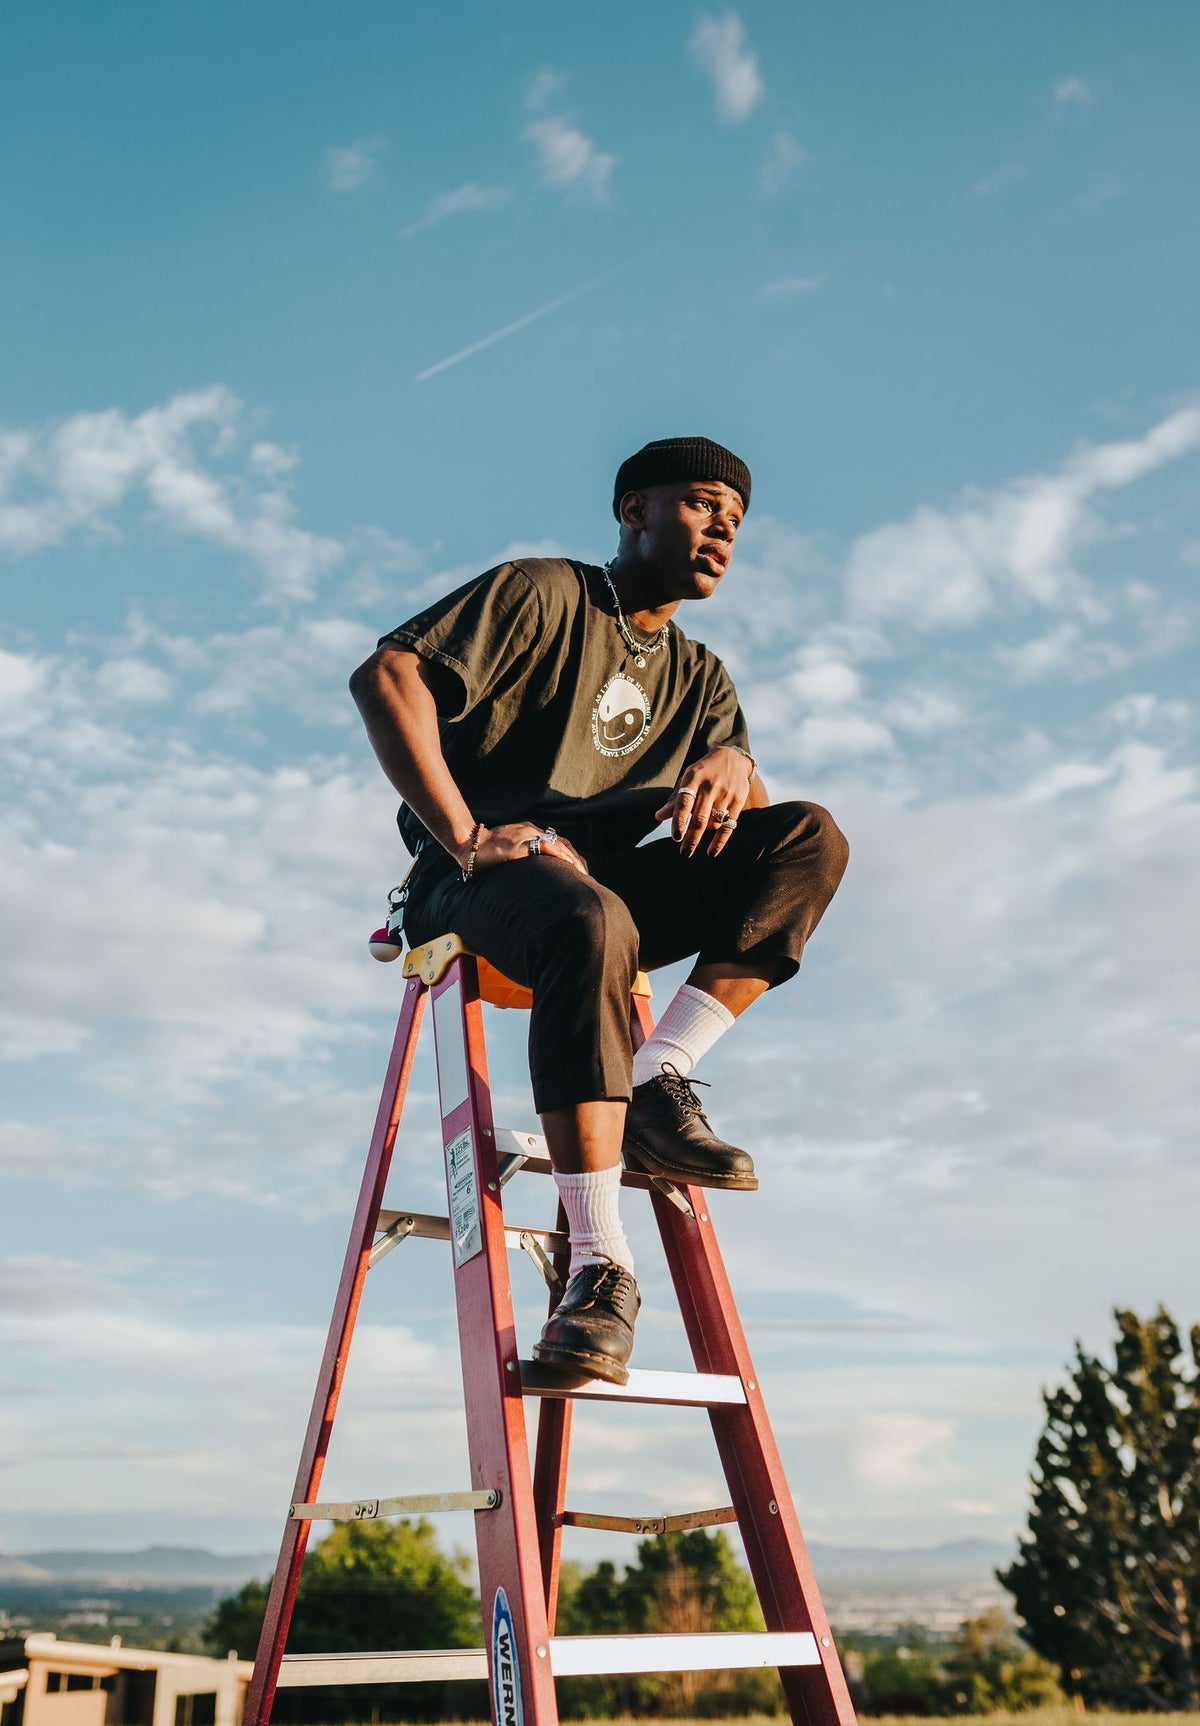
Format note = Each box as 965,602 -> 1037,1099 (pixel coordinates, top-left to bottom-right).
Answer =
2,1 -> 1199,1571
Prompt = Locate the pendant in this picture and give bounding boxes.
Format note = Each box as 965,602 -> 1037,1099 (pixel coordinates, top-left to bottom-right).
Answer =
634,654 -> 646,669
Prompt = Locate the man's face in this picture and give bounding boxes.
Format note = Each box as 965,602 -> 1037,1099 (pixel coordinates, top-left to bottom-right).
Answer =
624,479 -> 745,599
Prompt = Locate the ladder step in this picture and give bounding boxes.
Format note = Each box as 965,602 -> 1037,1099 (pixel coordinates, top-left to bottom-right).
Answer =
559,1505 -> 738,1535
290,1488 -> 499,1520
520,1363 -> 746,1407
278,1649 -> 487,1686
375,1209 -> 567,1252
553,1631 -> 821,1676
493,1128 -> 669,1194
277,1631 -> 820,1687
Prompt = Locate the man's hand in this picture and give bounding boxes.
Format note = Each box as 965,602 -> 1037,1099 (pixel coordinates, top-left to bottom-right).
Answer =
466,823 -> 590,878
655,746 -> 757,858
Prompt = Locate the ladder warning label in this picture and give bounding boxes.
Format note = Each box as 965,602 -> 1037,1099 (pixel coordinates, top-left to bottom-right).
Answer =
444,1128 -> 482,1266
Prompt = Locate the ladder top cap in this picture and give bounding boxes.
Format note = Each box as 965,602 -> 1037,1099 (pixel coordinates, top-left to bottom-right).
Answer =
402,932 -> 651,1001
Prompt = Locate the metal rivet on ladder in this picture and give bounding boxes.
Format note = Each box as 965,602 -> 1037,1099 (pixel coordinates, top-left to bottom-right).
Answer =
821,1636 -> 831,1647
699,1212 -> 708,1223
535,1646 -> 547,1659
747,1380 -> 756,1391
506,1361 -> 516,1372
769,1500 -> 778,1514
488,1181 -> 497,1191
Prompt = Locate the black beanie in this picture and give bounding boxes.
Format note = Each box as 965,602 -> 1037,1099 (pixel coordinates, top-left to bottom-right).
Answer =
612,435 -> 751,519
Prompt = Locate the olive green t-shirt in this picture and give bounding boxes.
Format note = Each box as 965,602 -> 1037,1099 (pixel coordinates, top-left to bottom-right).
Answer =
380,557 -> 750,855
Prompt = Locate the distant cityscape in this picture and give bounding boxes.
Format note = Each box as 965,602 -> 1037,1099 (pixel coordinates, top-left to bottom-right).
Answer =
0,1540 -> 1013,1651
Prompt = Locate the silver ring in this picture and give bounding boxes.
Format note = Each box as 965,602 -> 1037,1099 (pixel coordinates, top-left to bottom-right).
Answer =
528,836 -> 542,857
677,787 -> 696,800
542,827 -> 558,843
713,808 -> 730,825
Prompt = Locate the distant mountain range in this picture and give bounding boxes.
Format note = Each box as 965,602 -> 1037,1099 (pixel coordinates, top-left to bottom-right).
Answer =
0,1539 -> 1013,1591
809,1538 -> 1012,1586
0,1546 -> 277,1587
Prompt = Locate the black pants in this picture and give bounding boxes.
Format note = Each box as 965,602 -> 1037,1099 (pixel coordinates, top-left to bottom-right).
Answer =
405,801 -> 849,1114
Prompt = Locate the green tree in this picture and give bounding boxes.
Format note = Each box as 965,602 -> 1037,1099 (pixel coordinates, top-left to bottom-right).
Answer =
940,1608 -> 1064,1713
852,1614 -> 1061,1716
204,1577 -> 270,1661
556,1527 -> 783,1718
203,1519 -> 482,1722
1001,1306 -> 1200,1711
857,1635 -> 945,1717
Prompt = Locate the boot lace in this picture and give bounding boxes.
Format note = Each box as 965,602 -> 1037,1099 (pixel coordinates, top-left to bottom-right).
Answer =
584,1261 -> 638,1310
656,1061 -> 711,1122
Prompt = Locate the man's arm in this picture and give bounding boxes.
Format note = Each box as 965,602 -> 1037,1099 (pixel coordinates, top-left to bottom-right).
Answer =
349,646 -> 588,876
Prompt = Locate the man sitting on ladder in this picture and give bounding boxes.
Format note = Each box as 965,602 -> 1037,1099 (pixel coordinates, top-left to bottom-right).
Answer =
350,436 -> 849,1388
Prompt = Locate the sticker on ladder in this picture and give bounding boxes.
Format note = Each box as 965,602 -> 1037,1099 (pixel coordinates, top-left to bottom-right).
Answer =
491,1588 -> 524,1726
444,1127 -> 483,1265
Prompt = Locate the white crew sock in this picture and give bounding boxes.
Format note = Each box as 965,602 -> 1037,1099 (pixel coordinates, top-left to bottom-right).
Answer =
630,982 -> 735,1087
553,1166 -> 635,1277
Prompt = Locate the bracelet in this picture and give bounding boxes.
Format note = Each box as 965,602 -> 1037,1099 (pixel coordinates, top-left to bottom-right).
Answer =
460,820 -> 484,883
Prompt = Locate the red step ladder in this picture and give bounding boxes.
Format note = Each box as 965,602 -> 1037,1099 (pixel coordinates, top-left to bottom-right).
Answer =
242,933 -> 857,1726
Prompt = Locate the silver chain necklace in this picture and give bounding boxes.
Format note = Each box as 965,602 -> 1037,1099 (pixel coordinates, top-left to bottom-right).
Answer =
601,562 -> 670,669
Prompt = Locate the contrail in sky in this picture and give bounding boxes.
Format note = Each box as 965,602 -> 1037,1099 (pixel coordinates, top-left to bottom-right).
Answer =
415,267 -> 624,382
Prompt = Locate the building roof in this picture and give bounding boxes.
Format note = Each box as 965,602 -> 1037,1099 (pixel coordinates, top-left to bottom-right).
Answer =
7,1635 -> 251,1680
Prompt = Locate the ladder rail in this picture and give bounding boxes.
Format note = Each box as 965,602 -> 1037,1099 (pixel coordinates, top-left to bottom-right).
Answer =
431,955 -> 560,1724
635,1128 -> 852,1704
241,978 -> 427,1726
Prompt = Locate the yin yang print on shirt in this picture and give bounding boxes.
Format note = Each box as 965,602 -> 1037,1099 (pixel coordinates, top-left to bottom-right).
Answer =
590,673 -> 652,758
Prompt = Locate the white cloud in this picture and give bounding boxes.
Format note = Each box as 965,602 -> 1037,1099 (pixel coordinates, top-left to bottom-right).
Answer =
790,646 -> 863,708
759,129 -> 809,201
400,181 -> 513,239
795,712 -> 894,765
854,1415 -> 956,1490
248,440 -> 299,476
0,624 -> 404,1086
845,410 -> 1200,630
324,136 -> 385,193
1018,759 -> 1112,804
189,615 -> 378,719
525,68 -> 566,112
0,388 -> 344,600
0,646 -> 51,735
95,656 -> 173,705
1052,75 -> 1093,112
0,1256 -> 456,1545
997,620 -> 1129,682
885,687 -> 964,736
972,74 -> 1095,199
689,12 -> 764,124
524,116 -> 616,202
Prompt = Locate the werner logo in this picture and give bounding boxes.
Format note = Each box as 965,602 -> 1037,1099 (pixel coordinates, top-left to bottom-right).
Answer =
491,1588 -> 524,1726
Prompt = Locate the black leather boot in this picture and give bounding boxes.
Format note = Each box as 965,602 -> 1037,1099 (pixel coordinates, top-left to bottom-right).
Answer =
622,1063 -> 758,1190
531,1261 -> 641,1386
